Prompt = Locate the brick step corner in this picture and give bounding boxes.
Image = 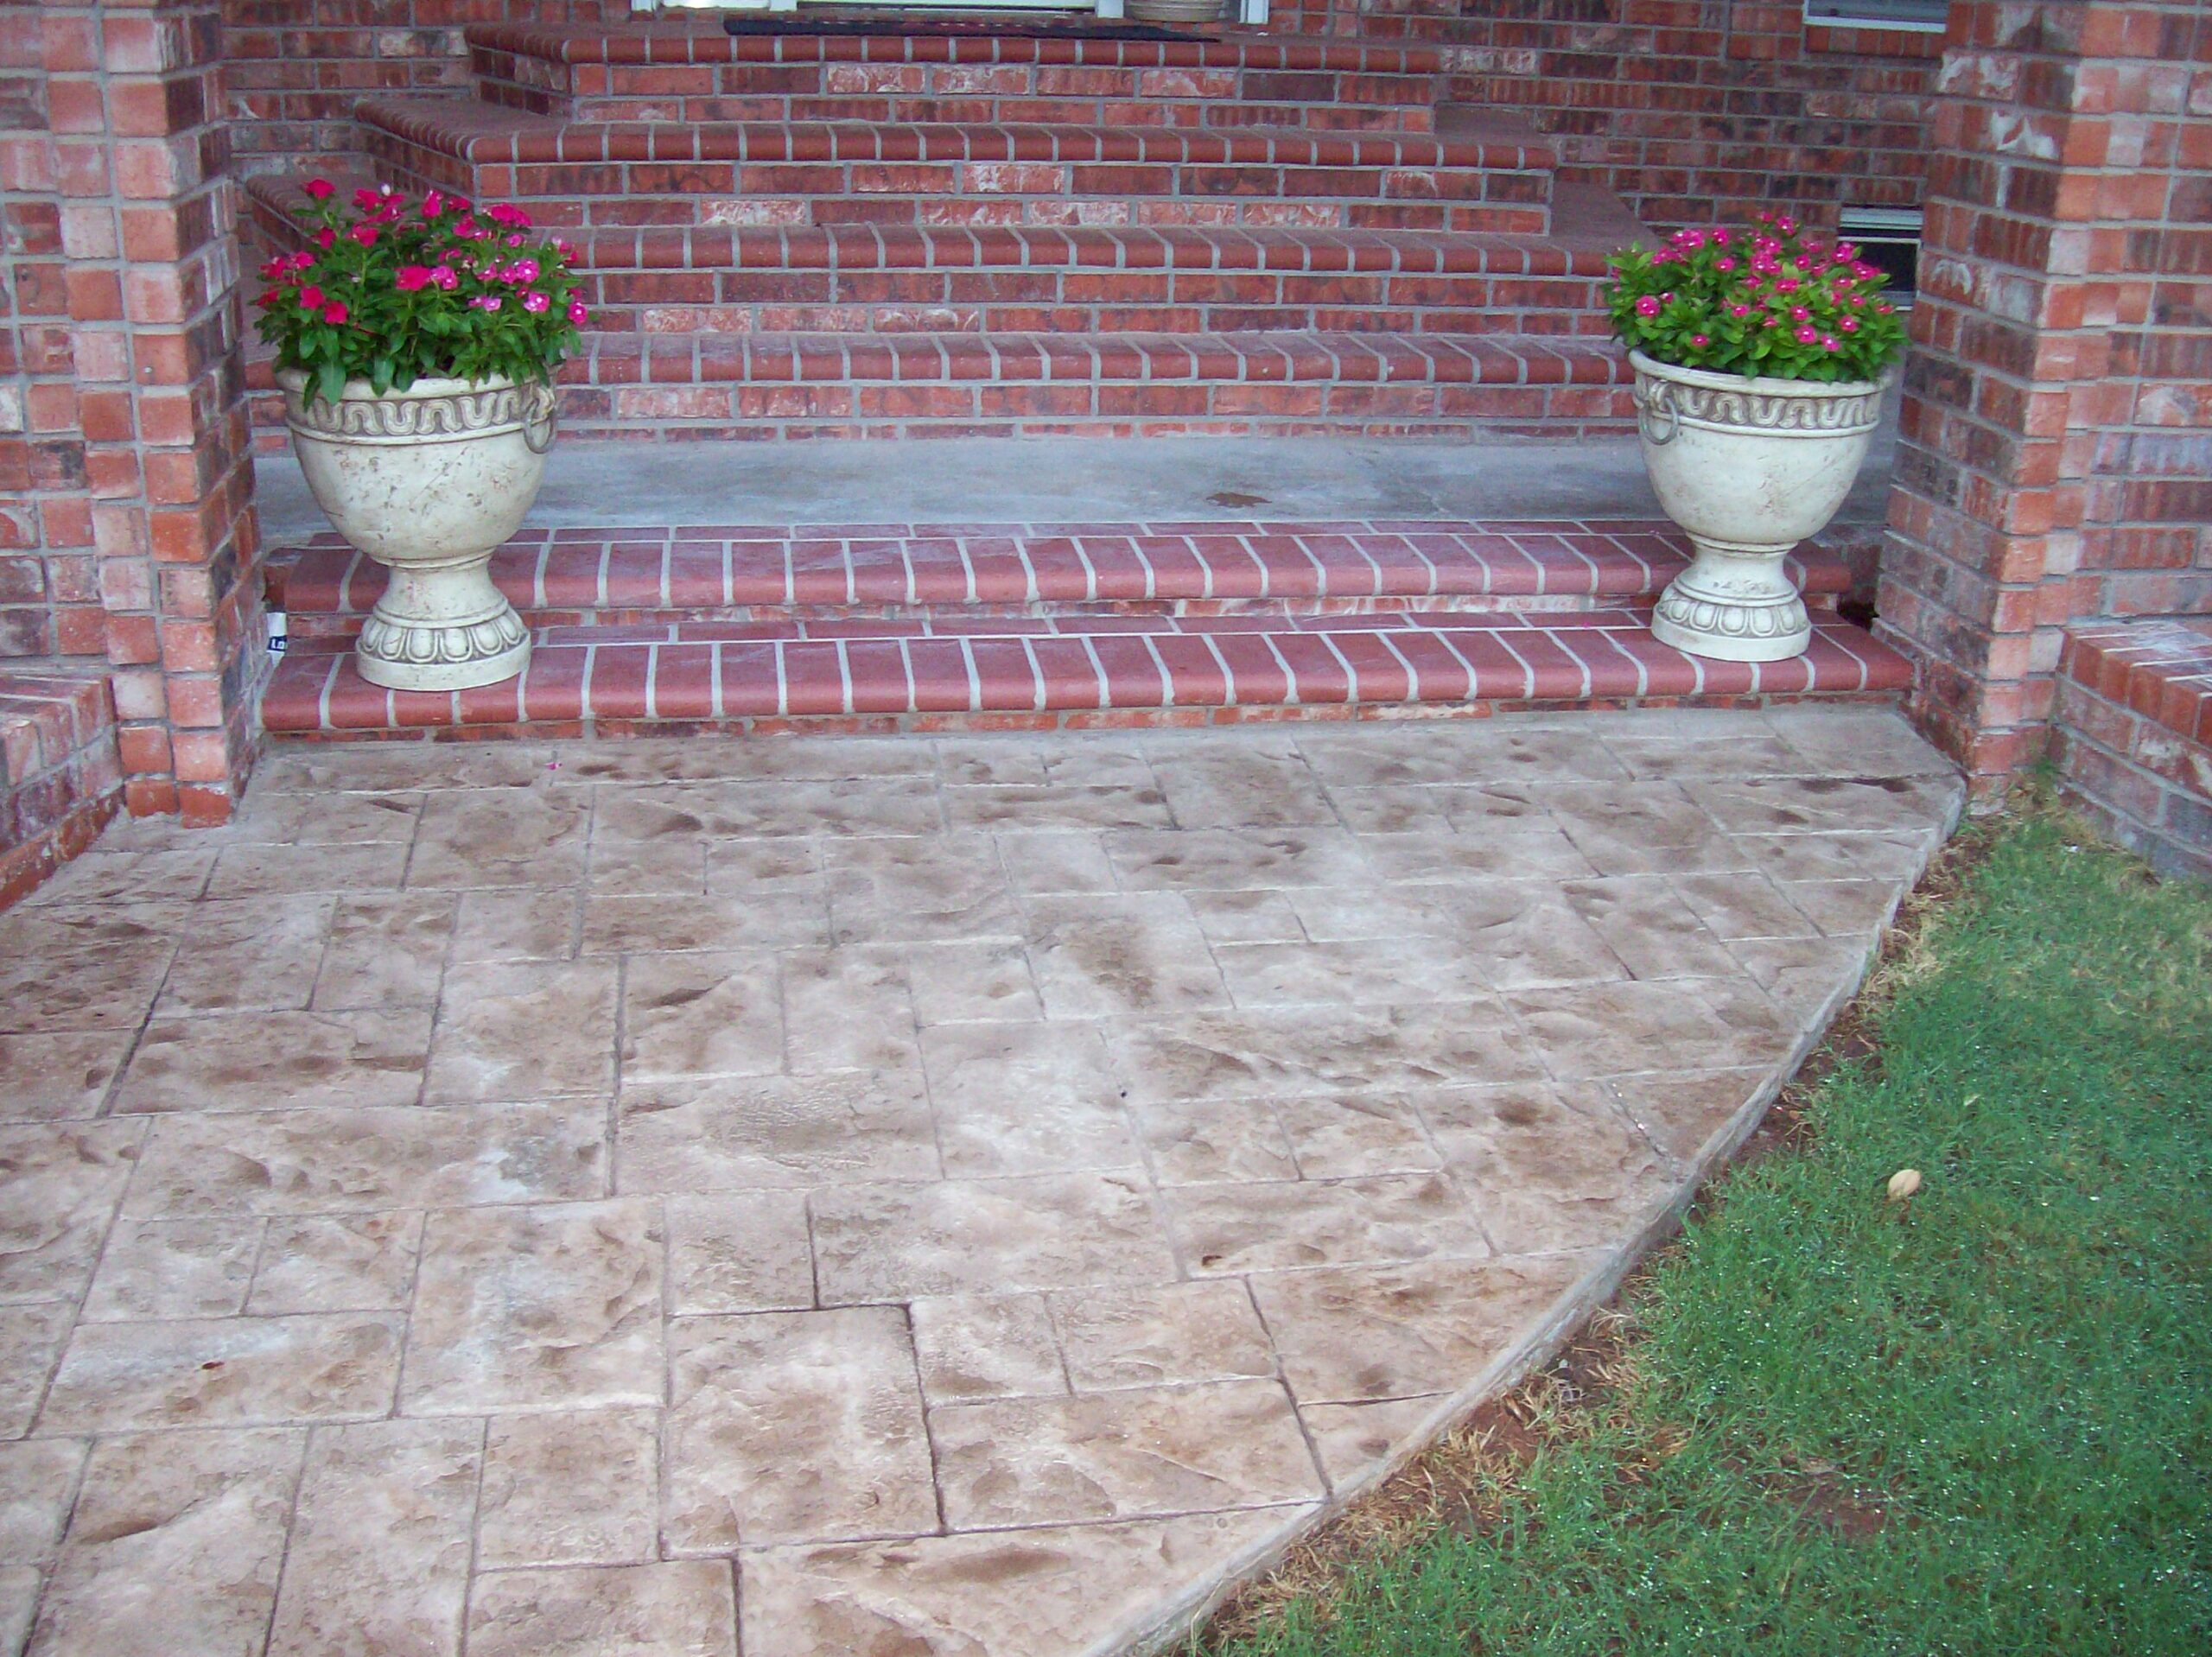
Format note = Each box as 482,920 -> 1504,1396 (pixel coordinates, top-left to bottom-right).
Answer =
257,608 -> 1913,739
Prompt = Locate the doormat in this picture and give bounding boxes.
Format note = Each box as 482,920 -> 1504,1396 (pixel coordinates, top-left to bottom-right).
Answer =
722,16 -> 1212,43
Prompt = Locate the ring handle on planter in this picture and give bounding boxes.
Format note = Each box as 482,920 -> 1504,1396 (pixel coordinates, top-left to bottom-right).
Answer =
1638,378 -> 1681,447
522,379 -> 559,455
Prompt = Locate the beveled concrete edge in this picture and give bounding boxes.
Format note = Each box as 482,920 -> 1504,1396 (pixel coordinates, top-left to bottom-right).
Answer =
1110,771 -> 1969,1657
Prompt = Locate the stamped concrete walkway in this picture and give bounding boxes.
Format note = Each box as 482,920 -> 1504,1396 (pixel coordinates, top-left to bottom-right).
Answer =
0,706 -> 1959,1657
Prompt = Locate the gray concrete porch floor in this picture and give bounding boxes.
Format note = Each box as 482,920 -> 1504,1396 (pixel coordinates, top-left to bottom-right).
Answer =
0,706 -> 1959,1657
254,401 -> 1903,542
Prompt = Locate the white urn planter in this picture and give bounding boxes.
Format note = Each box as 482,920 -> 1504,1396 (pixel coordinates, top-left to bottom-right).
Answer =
1630,349 -> 1888,663
281,371 -> 556,690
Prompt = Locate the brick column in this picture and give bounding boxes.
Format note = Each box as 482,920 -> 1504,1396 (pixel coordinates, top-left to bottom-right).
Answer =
3,0 -> 263,825
1877,0 -> 2211,793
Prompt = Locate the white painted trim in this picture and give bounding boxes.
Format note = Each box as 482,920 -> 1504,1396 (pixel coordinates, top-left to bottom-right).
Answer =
1239,0 -> 1268,21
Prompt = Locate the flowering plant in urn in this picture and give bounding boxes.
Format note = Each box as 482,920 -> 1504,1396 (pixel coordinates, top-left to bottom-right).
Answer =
257,181 -> 588,691
1606,213 -> 1910,663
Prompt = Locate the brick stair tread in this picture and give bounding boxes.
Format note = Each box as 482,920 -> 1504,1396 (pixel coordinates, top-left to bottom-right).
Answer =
260,608 -> 1910,734
269,520 -> 1849,626
570,329 -> 1629,384
469,21 -> 1452,77
245,330 -> 1627,388
246,174 -> 1618,276
359,97 -> 1552,170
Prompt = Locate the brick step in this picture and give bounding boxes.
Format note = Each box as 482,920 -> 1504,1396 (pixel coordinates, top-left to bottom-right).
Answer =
358,98 -> 1554,232
266,520 -> 1853,642
246,175 -> 1630,340
469,22 -> 1452,132
247,329 -> 1634,442
258,608 -> 1911,739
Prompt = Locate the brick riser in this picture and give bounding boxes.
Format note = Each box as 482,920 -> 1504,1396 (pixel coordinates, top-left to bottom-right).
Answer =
245,185 -> 1615,340
246,333 -> 1635,445
261,610 -> 1910,740
359,103 -> 1554,236
468,24 -> 1452,136
268,521 -> 1850,643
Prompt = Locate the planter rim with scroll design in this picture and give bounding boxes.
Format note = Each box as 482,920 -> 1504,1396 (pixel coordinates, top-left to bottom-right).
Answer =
282,371 -> 556,692
1630,349 -> 1890,663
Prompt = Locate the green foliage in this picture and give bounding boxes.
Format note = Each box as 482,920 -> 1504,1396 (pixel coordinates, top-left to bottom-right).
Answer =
253,180 -> 584,403
1207,816 -> 2212,1657
1607,213 -> 1911,384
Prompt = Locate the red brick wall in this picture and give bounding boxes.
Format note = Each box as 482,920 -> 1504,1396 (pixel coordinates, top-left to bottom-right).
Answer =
1287,1 -> 1941,231
220,0 -> 624,176
1,1 -> 265,823
1878,0 -> 2212,790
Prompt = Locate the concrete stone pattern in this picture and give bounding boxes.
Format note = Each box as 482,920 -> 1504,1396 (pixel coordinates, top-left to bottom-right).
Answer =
0,706 -> 1961,1656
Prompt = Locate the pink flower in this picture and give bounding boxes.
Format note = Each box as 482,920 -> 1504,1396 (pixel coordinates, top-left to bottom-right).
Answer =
1728,302 -> 1752,316
566,297 -> 588,325
1689,333 -> 1709,347
1777,215 -> 1797,234
350,223 -> 378,247
302,178 -> 335,200
452,217 -> 482,240
1764,316 -> 1781,328
506,258 -> 540,283
522,290 -> 550,314
423,188 -> 447,219
396,265 -> 434,292
298,284 -> 325,310
1875,302 -> 1895,314
1821,335 -> 1840,352
1840,316 -> 1859,333
1789,304 -> 1811,321
487,203 -> 532,229
321,301 -> 349,325
1776,278 -> 1800,295
1634,295 -> 1661,318
431,265 -> 458,290
555,238 -> 576,260
287,251 -> 315,272
1715,257 -> 1737,272
505,233 -> 525,249
1713,227 -> 1732,245
1854,262 -> 1883,281
1795,325 -> 1818,344
472,294 -> 503,312
314,228 -> 336,250
1673,228 -> 1707,250
353,186 -> 393,213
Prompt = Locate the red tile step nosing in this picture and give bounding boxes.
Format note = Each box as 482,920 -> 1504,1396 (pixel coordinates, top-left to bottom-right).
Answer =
270,520 -> 1849,633
467,22 -> 1452,78
260,610 -> 1910,735
357,99 -> 1552,173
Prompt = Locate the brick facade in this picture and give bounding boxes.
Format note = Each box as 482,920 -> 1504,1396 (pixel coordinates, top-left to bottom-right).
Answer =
1876,0 -> 2212,798
1,0 -> 264,826
1291,1 -> 1941,230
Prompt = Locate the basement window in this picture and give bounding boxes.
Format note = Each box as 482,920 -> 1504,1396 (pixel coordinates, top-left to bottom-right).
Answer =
1838,206 -> 1923,308
1803,1 -> 1949,29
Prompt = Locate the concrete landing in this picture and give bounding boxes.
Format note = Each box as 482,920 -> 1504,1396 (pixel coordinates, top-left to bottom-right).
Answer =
0,705 -> 1958,1657
253,415 -> 1902,545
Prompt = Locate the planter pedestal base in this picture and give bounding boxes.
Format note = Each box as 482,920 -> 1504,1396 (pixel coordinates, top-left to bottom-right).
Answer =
355,553 -> 531,691
1649,536 -> 1812,663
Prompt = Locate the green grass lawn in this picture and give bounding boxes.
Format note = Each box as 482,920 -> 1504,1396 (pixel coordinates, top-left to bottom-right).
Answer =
1206,815 -> 2212,1656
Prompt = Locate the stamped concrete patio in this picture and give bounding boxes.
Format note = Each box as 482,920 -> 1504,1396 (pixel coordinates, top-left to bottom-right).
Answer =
0,705 -> 1959,1657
